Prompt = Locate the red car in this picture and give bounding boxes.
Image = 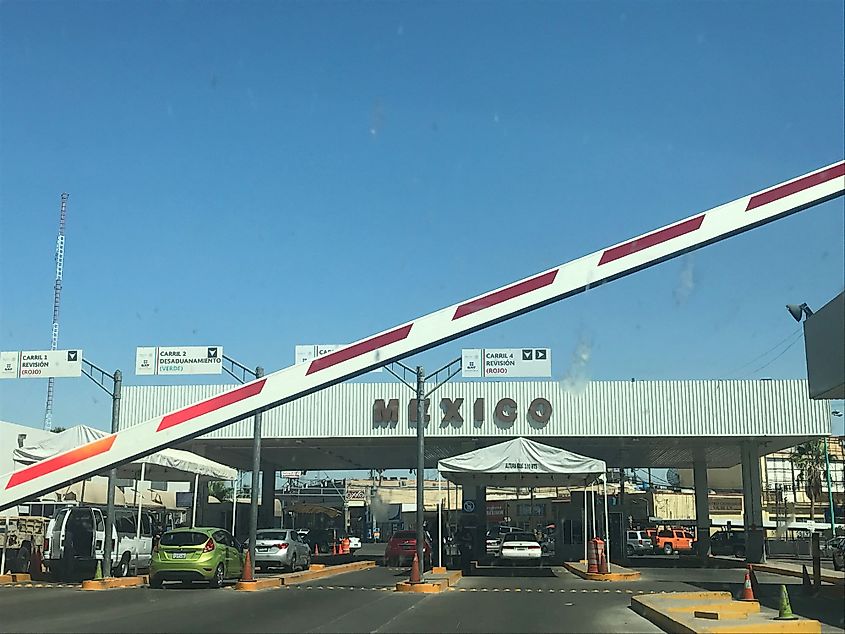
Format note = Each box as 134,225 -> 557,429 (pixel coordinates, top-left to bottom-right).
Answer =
384,530 -> 432,568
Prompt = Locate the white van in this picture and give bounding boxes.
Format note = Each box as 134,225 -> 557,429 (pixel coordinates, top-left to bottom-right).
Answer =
44,506 -> 156,579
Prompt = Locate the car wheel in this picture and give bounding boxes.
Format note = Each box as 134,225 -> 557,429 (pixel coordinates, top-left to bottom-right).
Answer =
290,554 -> 298,572
149,575 -> 163,589
832,556 -> 842,572
625,545 -> 634,558
663,543 -> 674,556
734,547 -> 746,559
116,553 -> 131,578
209,563 -> 224,588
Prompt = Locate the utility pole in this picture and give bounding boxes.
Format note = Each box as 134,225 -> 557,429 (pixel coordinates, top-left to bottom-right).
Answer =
415,366 -> 425,577
79,360 -> 121,577
44,193 -> 69,431
222,354 -> 263,578
384,356 -> 462,582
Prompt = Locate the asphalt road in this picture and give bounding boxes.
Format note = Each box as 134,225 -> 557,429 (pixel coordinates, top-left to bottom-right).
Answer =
1,564 -> 842,633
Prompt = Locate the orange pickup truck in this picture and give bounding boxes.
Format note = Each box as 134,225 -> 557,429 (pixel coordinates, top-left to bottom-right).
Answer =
645,528 -> 695,555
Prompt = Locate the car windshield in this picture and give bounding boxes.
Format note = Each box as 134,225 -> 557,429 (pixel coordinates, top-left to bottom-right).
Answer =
503,533 -> 535,543
160,531 -> 208,546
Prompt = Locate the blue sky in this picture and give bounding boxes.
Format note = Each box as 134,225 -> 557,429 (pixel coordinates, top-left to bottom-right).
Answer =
1,1 -> 843,450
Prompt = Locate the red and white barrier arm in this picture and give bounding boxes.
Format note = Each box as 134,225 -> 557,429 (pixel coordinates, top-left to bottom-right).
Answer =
1,161 -> 842,510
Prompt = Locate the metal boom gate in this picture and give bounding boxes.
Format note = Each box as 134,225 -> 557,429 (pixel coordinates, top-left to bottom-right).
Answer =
1,161 -> 842,511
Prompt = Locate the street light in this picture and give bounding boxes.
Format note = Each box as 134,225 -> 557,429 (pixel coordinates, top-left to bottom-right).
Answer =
786,303 -> 814,322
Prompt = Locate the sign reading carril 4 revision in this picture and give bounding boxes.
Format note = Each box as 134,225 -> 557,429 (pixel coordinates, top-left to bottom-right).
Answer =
462,348 -> 552,378
135,346 -> 223,375
0,349 -> 83,379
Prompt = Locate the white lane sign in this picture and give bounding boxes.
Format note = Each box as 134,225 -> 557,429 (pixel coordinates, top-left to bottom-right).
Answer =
0,349 -> 83,379
135,346 -> 223,375
295,345 -> 383,372
462,348 -> 552,378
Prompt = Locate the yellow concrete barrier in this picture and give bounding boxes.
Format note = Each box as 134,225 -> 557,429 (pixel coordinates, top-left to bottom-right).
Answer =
563,561 -> 641,581
632,591 -> 822,634
81,576 -> 146,591
0,574 -> 14,584
235,578 -> 282,591
394,581 -> 445,593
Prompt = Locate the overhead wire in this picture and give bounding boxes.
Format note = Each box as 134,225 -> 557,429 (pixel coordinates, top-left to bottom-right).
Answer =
743,331 -> 805,378
727,326 -> 803,376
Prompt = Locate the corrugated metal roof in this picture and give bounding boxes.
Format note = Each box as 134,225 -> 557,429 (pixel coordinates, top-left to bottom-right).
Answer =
120,379 -> 829,440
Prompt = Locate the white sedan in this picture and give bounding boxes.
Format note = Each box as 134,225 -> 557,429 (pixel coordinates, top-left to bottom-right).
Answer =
498,532 -> 543,565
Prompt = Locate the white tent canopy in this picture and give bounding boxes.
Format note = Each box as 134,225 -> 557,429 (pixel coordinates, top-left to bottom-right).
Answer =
13,425 -> 237,482
437,437 -> 606,487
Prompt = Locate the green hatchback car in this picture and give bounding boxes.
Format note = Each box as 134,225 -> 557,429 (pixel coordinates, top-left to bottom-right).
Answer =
150,527 -> 243,588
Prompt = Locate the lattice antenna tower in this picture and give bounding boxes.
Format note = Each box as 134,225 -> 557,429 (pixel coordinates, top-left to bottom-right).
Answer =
44,193 -> 69,431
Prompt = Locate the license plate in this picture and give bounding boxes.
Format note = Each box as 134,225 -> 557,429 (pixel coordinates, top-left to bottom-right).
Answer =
172,552 -> 187,559
257,547 -> 269,552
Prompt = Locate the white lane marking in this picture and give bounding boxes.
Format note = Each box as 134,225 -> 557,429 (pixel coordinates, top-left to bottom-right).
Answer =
565,602 -> 574,606
492,588 -> 500,592
504,588 -> 511,592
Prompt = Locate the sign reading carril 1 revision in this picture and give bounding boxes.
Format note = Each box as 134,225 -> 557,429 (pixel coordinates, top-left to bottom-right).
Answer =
135,346 -> 223,376
462,348 -> 552,378
295,345 -> 383,373
0,349 -> 83,379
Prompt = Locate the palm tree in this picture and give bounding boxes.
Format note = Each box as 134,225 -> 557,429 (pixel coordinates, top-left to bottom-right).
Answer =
792,440 -> 826,522
208,480 -> 233,502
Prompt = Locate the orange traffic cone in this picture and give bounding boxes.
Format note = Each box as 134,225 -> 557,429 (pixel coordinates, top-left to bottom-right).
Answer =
739,569 -> 756,601
748,565 -> 760,600
409,552 -> 421,584
314,543 -> 319,557
241,549 -> 254,582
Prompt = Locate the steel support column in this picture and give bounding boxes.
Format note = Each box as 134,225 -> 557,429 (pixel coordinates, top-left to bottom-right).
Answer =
693,449 -> 711,561
741,441 -> 766,563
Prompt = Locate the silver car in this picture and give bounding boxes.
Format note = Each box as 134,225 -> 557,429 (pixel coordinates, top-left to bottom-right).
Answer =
252,529 -> 312,572
625,530 -> 654,557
